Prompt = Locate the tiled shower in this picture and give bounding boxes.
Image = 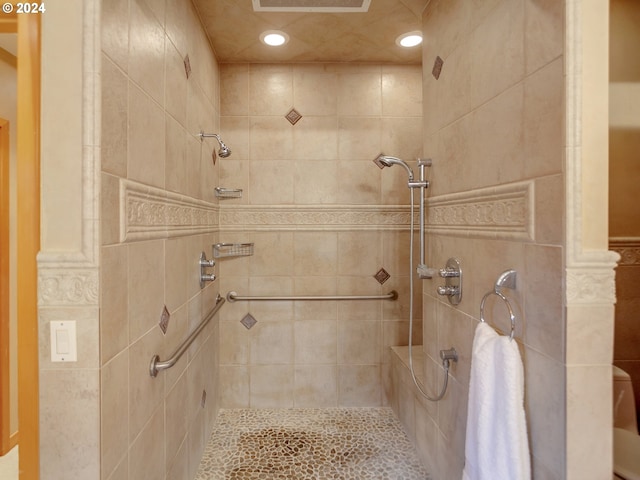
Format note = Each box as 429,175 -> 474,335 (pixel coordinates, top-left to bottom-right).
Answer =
216,62 -> 424,409
100,0 -> 424,477
35,0 -> 616,479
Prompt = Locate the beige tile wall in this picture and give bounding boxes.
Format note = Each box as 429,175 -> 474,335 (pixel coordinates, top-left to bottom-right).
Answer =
386,0 -> 566,479
218,63 -> 424,408
100,0 -> 222,478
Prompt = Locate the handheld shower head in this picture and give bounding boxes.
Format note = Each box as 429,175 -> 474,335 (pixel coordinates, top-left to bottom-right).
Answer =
373,154 -> 414,180
198,131 -> 232,159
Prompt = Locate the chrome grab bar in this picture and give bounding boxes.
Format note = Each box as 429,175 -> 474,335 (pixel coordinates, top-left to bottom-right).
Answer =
226,290 -> 398,303
149,294 -> 225,377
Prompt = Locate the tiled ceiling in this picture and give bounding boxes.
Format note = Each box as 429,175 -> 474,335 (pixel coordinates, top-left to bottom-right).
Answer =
192,0 -> 429,64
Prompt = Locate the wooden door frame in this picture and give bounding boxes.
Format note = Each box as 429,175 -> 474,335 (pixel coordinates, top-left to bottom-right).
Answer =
0,8 -> 17,458
0,117 -> 12,457
16,12 -> 40,480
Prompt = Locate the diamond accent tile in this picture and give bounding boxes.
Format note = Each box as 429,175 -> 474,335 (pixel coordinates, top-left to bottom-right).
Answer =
184,54 -> 192,78
285,108 -> 302,125
241,313 -> 257,330
374,268 -> 391,285
159,305 -> 170,334
432,55 -> 443,80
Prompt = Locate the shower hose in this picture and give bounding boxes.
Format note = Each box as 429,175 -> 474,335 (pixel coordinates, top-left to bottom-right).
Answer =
407,187 -> 451,402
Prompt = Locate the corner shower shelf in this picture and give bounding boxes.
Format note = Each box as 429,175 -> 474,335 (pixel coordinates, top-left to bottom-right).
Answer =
215,187 -> 243,198
213,243 -> 254,258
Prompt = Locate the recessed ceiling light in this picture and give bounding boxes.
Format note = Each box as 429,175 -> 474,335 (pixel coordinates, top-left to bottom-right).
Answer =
396,31 -> 422,48
260,30 -> 290,46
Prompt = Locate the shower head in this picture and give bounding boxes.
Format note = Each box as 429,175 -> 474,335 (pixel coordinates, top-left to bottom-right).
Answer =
373,154 -> 414,180
217,140 -> 232,158
198,131 -> 232,159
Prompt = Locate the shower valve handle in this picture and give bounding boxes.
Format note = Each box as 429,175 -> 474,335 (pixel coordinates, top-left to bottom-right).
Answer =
200,258 -> 215,268
199,251 -> 217,288
437,285 -> 460,296
439,268 -> 460,278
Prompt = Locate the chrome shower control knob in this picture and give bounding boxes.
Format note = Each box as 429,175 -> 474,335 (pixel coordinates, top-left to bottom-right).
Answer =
439,268 -> 460,278
437,285 -> 460,296
200,258 -> 216,267
437,258 -> 462,305
199,251 -> 217,288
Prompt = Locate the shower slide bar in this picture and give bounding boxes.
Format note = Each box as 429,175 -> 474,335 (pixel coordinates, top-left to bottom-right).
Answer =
226,290 -> 398,303
149,294 -> 225,377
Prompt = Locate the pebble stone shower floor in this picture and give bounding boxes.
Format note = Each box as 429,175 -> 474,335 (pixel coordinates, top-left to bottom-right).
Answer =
195,407 -> 431,479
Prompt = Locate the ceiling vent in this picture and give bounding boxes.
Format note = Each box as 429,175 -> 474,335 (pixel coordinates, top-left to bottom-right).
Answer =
252,0 -> 371,12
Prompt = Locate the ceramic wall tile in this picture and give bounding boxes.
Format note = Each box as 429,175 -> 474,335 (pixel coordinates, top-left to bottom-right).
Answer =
523,58 -> 564,179
101,0 -> 129,71
128,84 -> 166,188
128,405 -> 165,480
220,64 -> 249,116
249,321 -> 294,364
294,320 -> 337,365
165,42 -> 188,127
99,0 -> 223,477
101,56 -> 128,177
524,0 -> 564,74
165,0 -> 190,56
101,351 -> 129,479
338,320 -> 381,365
293,65 -> 338,116
128,0 -> 165,105
412,2 -> 568,478
128,327 -> 165,442
100,245 -> 129,364
250,365 -> 294,407
338,365 -> 382,406
127,240 -> 165,343
40,369 -> 101,480
249,64 -> 294,116
293,365 -> 338,407
294,161 -> 338,204
382,66 -> 423,117
337,66 -> 382,116
219,365 -> 250,408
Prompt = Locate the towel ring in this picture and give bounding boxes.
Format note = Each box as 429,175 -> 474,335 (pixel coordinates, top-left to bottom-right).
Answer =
480,289 -> 516,341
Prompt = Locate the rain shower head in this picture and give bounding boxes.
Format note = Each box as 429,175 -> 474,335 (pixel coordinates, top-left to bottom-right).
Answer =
373,154 -> 414,180
198,131 -> 232,159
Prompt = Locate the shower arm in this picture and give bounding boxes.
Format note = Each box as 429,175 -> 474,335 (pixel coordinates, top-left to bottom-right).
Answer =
199,131 -> 222,142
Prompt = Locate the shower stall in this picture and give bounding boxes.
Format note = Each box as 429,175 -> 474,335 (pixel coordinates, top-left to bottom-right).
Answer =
215,64 -> 426,411
36,1 -> 616,480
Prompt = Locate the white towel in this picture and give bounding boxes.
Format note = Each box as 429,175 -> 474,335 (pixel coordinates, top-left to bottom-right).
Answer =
462,322 -> 531,480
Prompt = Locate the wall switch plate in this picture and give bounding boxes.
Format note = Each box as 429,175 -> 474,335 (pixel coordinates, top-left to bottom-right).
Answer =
50,321 -> 77,362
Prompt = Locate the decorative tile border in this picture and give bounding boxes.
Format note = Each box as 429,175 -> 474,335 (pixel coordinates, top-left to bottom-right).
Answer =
566,267 -> 617,304
119,179 -> 219,242
219,205 -> 414,231
38,269 -> 99,306
426,181 -> 534,241
609,238 -> 640,266
119,180 -> 536,240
